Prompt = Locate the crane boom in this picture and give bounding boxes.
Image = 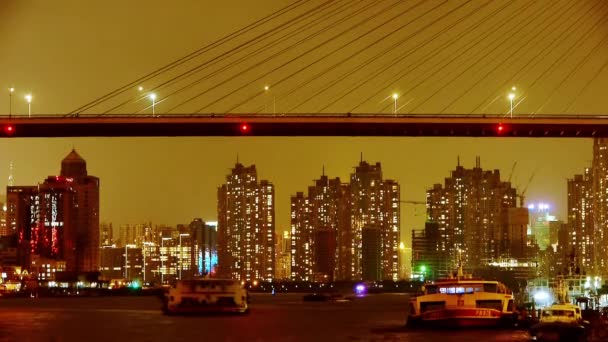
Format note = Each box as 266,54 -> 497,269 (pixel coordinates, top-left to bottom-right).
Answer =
400,200 -> 426,205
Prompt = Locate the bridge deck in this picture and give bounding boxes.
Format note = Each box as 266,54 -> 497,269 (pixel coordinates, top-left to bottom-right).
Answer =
0,114 -> 606,137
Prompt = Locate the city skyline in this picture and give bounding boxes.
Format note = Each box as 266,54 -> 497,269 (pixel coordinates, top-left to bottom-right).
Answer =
0,0 -> 603,247
0,139 -> 592,245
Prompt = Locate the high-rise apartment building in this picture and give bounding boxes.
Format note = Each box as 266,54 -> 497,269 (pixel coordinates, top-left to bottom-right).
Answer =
275,231 -> 291,280
592,138 -> 608,275
217,163 -> 275,281
567,170 -> 594,273
290,161 -> 399,282
426,157 -> 518,272
290,174 -> 350,281
100,222 -> 113,246
118,224 -> 145,247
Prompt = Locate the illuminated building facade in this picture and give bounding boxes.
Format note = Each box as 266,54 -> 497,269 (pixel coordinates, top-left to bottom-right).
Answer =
6,186 -> 37,268
290,161 -> 399,282
567,169 -> 595,273
275,231 -> 290,280
290,192 -> 311,281
0,201 -> 7,237
118,224 -> 145,247
426,157 -> 518,271
217,163 -> 275,281
7,150 -> 99,274
527,203 -> 558,251
592,138 -> 608,276
290,174 -> 350,281
100,222 -> 113,246
99,245 -> 143,280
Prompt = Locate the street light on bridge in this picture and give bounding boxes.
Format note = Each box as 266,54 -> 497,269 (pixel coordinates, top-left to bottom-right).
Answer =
24,94 -> 32,117
264,85 -> 275,114
8,88 -> 14,117
392,93 -> 399,115
508,86 -> 516,118
149,93 -> 157,116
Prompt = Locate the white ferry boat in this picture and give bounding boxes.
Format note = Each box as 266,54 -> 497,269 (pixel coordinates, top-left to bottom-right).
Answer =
162,278 -> 249,315
406,264 -> 515,328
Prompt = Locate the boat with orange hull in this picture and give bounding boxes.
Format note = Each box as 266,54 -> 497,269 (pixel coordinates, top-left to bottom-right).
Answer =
406,265 -> 515,328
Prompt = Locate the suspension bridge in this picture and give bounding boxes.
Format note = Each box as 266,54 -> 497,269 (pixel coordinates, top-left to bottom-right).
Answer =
3,0 -> 607,137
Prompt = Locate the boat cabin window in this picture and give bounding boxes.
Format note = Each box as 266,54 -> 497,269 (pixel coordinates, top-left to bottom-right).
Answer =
543,310 -> 575,317
437,285 -> 482,294
483,283 -> 497,293
425,285 -> 438,294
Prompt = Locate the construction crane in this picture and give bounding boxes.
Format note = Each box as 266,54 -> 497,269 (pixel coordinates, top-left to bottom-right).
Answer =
508,161 -> 517,183
517,170 -> 537,208
400,200 -> 426,205
400,200 -> 426,216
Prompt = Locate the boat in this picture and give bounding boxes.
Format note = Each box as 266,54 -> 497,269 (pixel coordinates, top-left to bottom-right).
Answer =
161,278 -> 249,315
527,274 -> 590,341
405,261 -> 515,328
528,303 -> 588,341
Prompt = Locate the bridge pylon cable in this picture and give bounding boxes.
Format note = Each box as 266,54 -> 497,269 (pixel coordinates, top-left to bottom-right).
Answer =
440,3 -> 584,113
189,0 -> 413,113
533,16 -> 608,114
152,0 -> 354,115
102,0 -> 336,115
468,0 -> 605,115
161,0 -> 375,114
219,0 -> 443,114
345,0 -> 540,114
402,0 -> 575,114
290,0 -> 493,113
241,0 -> 471,112
68,0 -> 310,115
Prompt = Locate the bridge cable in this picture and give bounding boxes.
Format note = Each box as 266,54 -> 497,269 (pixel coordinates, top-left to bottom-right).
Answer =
68,0 -> 311,115
152,0 -> 354,114
281,0 -> 486,113
563,51 -> 608,113
402,0 -> 577,114
531,15 -> 608,114
468,0 -> 605,115
185,0 -> 411,113
101,0 -> 335,115
444,0 -> 598,115
215,0 -> 440,114
297,0 -> 509,114
345,0 -> 543,114
156,0 -> 375,114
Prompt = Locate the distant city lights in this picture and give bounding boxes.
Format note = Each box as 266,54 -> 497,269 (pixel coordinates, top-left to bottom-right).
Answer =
528,202 -> 550,211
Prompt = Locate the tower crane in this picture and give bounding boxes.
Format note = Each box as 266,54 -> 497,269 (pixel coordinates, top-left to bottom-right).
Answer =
400,200 -> 426,216
508,161 -> 517,183
517,170 -> 537,208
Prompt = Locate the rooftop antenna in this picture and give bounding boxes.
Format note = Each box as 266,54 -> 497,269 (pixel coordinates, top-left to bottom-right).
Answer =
8,161 -> 14,186
322,164 -> 325,177
360,152 -> 363,163
457,155 -> 460,167
457,249 -> 464,279
236,153 -> 239,165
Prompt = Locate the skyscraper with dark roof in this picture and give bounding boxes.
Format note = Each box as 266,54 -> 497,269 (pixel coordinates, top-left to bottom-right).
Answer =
8,150 -> 99,274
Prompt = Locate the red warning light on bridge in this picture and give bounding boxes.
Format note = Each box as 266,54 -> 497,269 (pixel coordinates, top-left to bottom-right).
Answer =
240,123 -> 250,133
497,124 -> 504,133
4,125 -> 15,135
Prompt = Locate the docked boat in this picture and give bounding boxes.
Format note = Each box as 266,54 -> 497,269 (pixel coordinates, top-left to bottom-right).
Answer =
405,263 -> 515,328
528,303 -> 588,342
161,278 -> 249,315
